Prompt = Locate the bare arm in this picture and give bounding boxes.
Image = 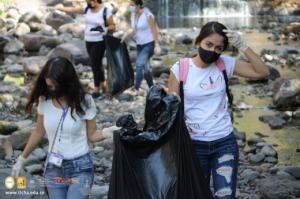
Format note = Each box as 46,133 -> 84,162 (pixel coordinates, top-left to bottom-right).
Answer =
148,15 -> 160,45
86,119 -> 105,142
106,15 -> 116,32
233,47 -> 270,79
21,114 -> 46,158
168,72 -> 180,95
57,6 -> 84,14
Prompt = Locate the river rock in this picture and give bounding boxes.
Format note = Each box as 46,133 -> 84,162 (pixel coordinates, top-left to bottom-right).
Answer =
19,11 -> 43,24
8,127 -> 33,150
241,169 -> 259,182
45,11 -> 75,30
249,153 -> 265,164
259,115 -> 286,129
14,23 -> 31,37
273,78 -> 300,109
283,166 -> 300,179
3,39 -> 24,54
0,121 -> 18,135
19,56 -> 48,75
48,39 -> 89,65
0,138 -> 13,159
25,164 -> 43,174
0,36 -> 10,53
58,23 -> 85,38
257,177 -> 300,199
19,33 -> 62,52
261,145 -> 278,157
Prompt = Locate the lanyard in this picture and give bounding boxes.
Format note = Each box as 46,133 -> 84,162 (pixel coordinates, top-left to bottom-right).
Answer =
58,106 -> 69,143
60,107 -> 68,131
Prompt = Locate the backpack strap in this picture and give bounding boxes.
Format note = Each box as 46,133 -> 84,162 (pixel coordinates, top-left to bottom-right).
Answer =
84,5 -> 89,14
103,7 -> 108,27
215,58 -> 233,107
179,58 -> 189,85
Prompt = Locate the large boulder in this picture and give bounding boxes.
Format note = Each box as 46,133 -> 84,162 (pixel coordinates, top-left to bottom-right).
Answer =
28,22 -> 57,36
47,39 -> 89,65
19,33 -> 62,52
273,78 -> 300,109
19,56 -> 48,75
19,11 -> 43,24
45,11 -> 75,30
58,23 -> 85,38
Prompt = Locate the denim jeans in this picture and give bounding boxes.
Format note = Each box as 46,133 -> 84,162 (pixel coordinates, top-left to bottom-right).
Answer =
192,133 -> 239,199
45,153 -> 94,199
135,41 -> 155,90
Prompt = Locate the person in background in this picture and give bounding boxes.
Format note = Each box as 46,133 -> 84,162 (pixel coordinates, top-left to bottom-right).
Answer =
56,0 -> 116,98
168,21 -> 270,198
121,0 -> 161,95
11,57 -> 119,199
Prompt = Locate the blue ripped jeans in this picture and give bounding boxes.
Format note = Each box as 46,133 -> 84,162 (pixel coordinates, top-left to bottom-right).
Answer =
193,133 -> 239,199
45,153 -> 94,199
134,41 -> 155,90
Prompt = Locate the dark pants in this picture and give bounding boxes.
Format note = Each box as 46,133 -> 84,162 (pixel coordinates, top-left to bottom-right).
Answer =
135,41 -> 155,90
193,133 -> 239,199
86,41 -> 106,88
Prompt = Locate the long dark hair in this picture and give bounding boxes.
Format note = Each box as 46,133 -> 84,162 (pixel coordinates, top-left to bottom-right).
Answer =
132,0 -> 144,8
25,57 -> 88,118
195,21 -> 229,51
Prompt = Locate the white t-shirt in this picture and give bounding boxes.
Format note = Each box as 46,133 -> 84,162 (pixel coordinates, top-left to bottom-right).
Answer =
170,55 -> 236,141
130,8 -> 154,45
84,6 -> 112,42
37,94 -> 97,159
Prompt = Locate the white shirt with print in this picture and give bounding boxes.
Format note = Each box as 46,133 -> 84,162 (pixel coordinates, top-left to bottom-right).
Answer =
170,55 -> 236,141
84,6 -> 112,42
37,94 -> 96,159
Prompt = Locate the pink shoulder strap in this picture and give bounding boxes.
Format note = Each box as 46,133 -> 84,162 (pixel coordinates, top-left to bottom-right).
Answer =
216,58 -> 225,72
179,58 -> 189,84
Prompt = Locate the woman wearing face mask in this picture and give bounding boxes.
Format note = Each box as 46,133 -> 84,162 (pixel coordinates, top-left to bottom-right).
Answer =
11,57 -> 119,199
168,22 -> 270,198
121,0 -> 161,95
56,0 -> 116,98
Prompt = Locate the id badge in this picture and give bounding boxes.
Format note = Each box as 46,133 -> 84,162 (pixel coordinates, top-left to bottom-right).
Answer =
49,152 -> 64,167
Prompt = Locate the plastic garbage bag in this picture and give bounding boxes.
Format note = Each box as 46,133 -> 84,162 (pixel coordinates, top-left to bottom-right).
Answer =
108,85 -> 213,199
105,35 -> 134,96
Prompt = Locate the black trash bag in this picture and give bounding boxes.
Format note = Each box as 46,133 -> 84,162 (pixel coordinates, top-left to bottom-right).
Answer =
105,35 -> 134,96
108,85 -> 213,199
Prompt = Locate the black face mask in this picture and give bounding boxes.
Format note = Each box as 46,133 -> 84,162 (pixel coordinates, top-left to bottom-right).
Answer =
198,47 -> 221,64
47,88 -> 63,99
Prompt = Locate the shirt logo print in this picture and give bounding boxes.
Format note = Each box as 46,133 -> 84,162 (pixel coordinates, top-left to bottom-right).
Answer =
200,75 -> 222,90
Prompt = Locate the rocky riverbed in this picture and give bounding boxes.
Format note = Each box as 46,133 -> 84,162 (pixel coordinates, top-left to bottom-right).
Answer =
0,0 -> 300,198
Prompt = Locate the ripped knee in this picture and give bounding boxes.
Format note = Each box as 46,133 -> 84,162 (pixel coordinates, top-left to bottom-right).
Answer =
215,187 -> 232,198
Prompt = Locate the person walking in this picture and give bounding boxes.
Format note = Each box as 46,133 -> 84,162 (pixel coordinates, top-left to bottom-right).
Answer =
11,57 -> 119,199
168,21 -> 270,198
122,0 -> 161,95
56,0 -> 116,98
